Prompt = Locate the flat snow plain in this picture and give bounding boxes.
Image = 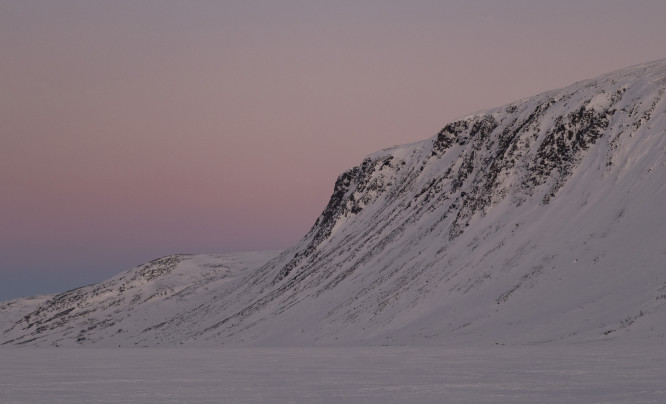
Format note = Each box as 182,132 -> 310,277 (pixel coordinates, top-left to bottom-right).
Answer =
2,344 -> 665,403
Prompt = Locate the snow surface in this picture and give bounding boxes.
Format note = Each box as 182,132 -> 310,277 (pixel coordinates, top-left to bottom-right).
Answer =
1,345 -> 664,404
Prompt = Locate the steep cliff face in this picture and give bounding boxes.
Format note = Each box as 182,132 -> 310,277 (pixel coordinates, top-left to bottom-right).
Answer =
3,60 -> 666,347
224,59 -> 666,346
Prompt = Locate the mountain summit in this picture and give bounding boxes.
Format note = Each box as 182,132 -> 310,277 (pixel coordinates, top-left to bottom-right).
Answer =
3,60 -> 666,347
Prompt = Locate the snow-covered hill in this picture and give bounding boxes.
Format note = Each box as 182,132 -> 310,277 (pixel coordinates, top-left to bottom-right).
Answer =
1,252 -> 279,346
3,60 -> 666,347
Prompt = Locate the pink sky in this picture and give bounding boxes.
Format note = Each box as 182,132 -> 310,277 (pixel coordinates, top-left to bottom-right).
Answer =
2,0 -> 666,300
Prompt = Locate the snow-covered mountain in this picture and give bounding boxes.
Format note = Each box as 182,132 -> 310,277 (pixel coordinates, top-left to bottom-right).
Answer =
3,60 -> 666,347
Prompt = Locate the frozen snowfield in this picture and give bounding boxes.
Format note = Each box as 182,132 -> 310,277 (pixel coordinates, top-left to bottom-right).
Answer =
2,345 -> 664,403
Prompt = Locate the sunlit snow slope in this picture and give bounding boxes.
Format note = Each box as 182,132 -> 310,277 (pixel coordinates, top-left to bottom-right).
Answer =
3,60 -> 666,347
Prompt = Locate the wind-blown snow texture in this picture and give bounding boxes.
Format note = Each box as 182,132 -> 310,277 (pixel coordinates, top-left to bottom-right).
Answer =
3,60 -> 666,347
3,346 -> 665,403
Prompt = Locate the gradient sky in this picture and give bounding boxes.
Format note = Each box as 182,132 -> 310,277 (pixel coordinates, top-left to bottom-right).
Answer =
2,0 -> 666,301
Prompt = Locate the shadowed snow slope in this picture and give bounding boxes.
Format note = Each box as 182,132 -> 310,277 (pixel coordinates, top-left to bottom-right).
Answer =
3,60 -> 666,347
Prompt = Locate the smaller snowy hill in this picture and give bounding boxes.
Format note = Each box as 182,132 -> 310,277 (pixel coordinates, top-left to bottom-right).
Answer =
1,252 -> 279,347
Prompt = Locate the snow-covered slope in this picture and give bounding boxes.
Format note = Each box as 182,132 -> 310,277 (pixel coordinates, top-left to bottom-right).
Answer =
1,252 -> 280,347
3,60 -> 666,347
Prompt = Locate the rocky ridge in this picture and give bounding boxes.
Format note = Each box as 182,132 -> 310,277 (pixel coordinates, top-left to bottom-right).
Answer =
3,60 -> 666,347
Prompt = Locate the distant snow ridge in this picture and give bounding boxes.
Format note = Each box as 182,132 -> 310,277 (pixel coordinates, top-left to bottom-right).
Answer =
3,60 -> 666,347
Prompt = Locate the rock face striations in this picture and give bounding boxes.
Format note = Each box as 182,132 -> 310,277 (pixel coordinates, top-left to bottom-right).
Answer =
3,60 -> 666,347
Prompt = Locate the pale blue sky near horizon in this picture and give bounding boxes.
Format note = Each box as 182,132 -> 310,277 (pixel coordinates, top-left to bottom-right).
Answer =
2,0 -> 666,301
